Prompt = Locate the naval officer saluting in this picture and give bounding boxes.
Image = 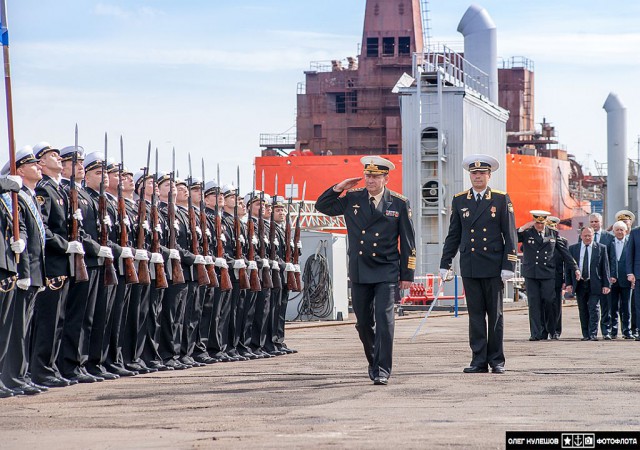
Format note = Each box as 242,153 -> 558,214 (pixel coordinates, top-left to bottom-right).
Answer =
316,156 -> 416,386
440,154 -> 517,374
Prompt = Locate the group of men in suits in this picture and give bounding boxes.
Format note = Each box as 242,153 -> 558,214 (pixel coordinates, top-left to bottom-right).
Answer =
0,142 -> 298,399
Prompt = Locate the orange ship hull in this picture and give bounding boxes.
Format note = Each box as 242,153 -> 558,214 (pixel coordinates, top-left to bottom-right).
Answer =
256,153 -> 587,227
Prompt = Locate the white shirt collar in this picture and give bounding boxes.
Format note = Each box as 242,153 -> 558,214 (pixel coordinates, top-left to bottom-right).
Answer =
472,188 -> 487,198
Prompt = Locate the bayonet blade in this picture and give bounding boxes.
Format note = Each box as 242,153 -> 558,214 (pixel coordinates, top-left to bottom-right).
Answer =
289,176 -> 294,201
261,170 -> 265,191
201,158 -> 205,185
301,181 -> 306,202
120,136 -> 124,169
274,174 -> 278,197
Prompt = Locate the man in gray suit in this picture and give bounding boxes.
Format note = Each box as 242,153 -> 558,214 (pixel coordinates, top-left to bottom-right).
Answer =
608,221 -> 633,339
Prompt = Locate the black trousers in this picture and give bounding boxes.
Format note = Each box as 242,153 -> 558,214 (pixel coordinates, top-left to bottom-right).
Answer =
228,283 -> 243,353
551,282 -> 563,337
58,268 -> 99,377
265,287 -> 281,352
251,288 -> 271,351
30,280 -> 69,382
207,288 -> 231,356
610,283 -> 632,337
524,277 -> 555,340
158,282 -> 187,362
351,282 -> 396,379
599,292 -> 612,336
217,283 -> 235,355
180,282 -> 204,358
0,286 -> 16,387
194,286 -> 215,358
87,269 -> 117,373
122,283 -> 142,365
105,277 -> 132,370
461,277 -> 505,369
274,286 -> 290,347
576,281 -> 600,338
142,286 -> 165,364
239,290 -> 257,353
2,286 -> 38,388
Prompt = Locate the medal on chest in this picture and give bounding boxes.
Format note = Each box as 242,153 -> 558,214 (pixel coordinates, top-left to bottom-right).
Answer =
353,204 -> 360,215
490,206 -> 496,218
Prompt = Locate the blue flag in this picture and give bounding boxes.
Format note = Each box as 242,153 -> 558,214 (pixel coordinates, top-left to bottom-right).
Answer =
0,0 -> 8,46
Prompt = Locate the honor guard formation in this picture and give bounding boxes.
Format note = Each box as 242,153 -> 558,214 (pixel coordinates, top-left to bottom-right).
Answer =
0,140 -> 300,398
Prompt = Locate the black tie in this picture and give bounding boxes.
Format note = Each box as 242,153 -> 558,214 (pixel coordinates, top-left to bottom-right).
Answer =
594,232 -> 599,243
370,196 -> 376,214
582,245 -> 590,280
476,193 -> 482,204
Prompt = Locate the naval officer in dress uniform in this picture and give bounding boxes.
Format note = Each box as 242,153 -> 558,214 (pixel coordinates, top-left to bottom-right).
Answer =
316,156 -> 416,386
440,154 -> 517,374
517,210 -> 579,341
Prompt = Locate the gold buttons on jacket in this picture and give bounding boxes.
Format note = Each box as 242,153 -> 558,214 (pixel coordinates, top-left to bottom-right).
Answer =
471,238 -> 475,242
360,240 -> 364,244
373,243 -> 377,247
362,230 -> 365,234
372,253 -> 376,257
359,251 -> 363,255
471,229 -> 475,233
483,247 -> 487,251
471,248 -> 475,252
375,233 -> 379,237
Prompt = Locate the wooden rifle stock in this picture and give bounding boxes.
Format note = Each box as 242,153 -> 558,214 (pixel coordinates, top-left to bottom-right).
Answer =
98,194 -> 118,286
118,194 -> 138,285
134,195 -> 151,285
150,205 -> 168,289
258,198 -> 273,289
215,213 -> 232,291
200,210 -> 219,288
268,210 -> 281,290
234,214 -> 250,290
188,206 -> 210,287
284,209 -> 297,291
247,218 -> 261,292
292,207 -> 302,292
69,188 -> 89,282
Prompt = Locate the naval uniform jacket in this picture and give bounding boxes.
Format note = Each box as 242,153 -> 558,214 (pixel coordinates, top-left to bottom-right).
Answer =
315,186 -> 416,284
0,179 -> 24,277
17,187 -> 46,287
35,175 -> 70,278
518,226 -> 577,280
440,187 -> 517,278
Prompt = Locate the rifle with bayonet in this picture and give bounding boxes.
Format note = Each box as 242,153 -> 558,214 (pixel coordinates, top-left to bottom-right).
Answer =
268,174 -> 281,289
215,164 -> 232,291
246,174 -> 261,292
118,136 -> 138,284
200,159 -> 218,288
292,181 -> 305,292
234,167 -> 250,290
188,154 -> 210,287
168,148 -> 185,284
285,176 -> 298,291
68,124 -> 89,282
258,170 -> 273,289
151,148 -> 168,289
99,133 -> 118,286
134,143 -> 152,285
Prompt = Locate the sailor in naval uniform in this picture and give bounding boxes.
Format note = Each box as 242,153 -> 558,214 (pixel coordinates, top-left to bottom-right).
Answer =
316,156 -> 416,386
440,154 -> 517,374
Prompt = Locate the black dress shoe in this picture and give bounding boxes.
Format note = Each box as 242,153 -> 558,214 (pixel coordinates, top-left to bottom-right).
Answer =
463,366 -> 488,373
603,334 -> 612,340
28,381 -> 49,391
107,365 -> 138,377
68,373 -> 97,383
239,351 -> 258,360
193,355 -> 217,364
581,337 -> 590,341
0,387 -> 14,398
528,337 -> 540,341
59,376 -> 78,386
163,359 -> 187,370
551,334 -> 560,340
590,337 -> 599,341
373,376 -> 388,385
35,377 -> 69,388
14,384 -> 42,395
491,365 -> 506,374
623,334 -> 633,339
368,366 -> 376,381
635,335 -> 640,341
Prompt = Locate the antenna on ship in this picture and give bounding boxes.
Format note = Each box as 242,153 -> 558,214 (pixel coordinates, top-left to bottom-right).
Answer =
420,0 -> 433,49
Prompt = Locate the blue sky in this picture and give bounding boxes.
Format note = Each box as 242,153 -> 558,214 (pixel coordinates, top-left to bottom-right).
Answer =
1,0 -> 639,185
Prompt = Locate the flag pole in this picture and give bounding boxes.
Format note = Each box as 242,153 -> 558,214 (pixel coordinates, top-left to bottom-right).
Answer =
1,1 -> 20,259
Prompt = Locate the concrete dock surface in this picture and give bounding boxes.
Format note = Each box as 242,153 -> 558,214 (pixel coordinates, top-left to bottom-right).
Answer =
1,303 -> 639,449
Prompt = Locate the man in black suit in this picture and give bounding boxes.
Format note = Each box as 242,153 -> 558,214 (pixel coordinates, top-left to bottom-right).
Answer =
589,213 -> 614,337
608,221 -> 633,339
566,227 -> 611,340
316,156 -> 415,385
440,154 -> 518,374
1,147 -> 48,395
517,210 -> 578,341
546,216 -> 569,338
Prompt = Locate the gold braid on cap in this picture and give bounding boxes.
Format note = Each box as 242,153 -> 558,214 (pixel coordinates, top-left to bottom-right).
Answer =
364,163 -> 388,175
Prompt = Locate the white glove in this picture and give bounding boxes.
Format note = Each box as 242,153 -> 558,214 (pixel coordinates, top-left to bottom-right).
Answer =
98,246 -> 114,259
251,235 -> 258,246
501,270 -> 515,282
194,255 -> 206,265
248,260 -> 258,270
273,239 -> 279,248
285,262 -> 295,272
294,264 -> 301,273
195,225 -> 202,237
150,252 -> 163,264
261,258 -> 270,269
16,278 -> 31,290
238,235 -> 246,245
10,237 -> 25,254
214,257 -> 228,269
7,175 -> 22,189
296,241 -> 302,249
169,249 -> 181,260
233,259 -> 247,269
439,268 -> 450,281
155,223 -> 162,233
73,208 -> 83,222
134,249 -> 149,261
103,215 -> 113,227
205,228 -> 212,238
204,255 -> 214,265
220,234 -> 227,243
271,260 -> 280,270
142,220 -> 150,232
123,215 -> 131,227
119,247 -> 134,259
66,240 -> 85,255
264,236 -> 270,244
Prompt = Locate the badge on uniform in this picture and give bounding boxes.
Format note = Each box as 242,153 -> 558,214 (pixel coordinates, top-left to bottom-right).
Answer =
490,206 -> 496,218
461,207 -> 469,218
353,204 -> 360,215
385,210 -> 399,218
508,202 -> 514,213
36,195 -> 45,206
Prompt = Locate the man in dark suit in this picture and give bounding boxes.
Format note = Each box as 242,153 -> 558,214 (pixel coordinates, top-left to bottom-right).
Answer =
625,220 -> 640,340
316,156 -> 415,385
566,227 -> 610,340
608,221 -> 633,339
546,216 -> 569,338
589,213 -> 614,337
517,210 -> 578,341
440,154 -> 517,374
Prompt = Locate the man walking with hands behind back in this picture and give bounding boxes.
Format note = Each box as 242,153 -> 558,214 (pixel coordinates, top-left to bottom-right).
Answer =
440,154 -> 518,374
316,156 -> 416,386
